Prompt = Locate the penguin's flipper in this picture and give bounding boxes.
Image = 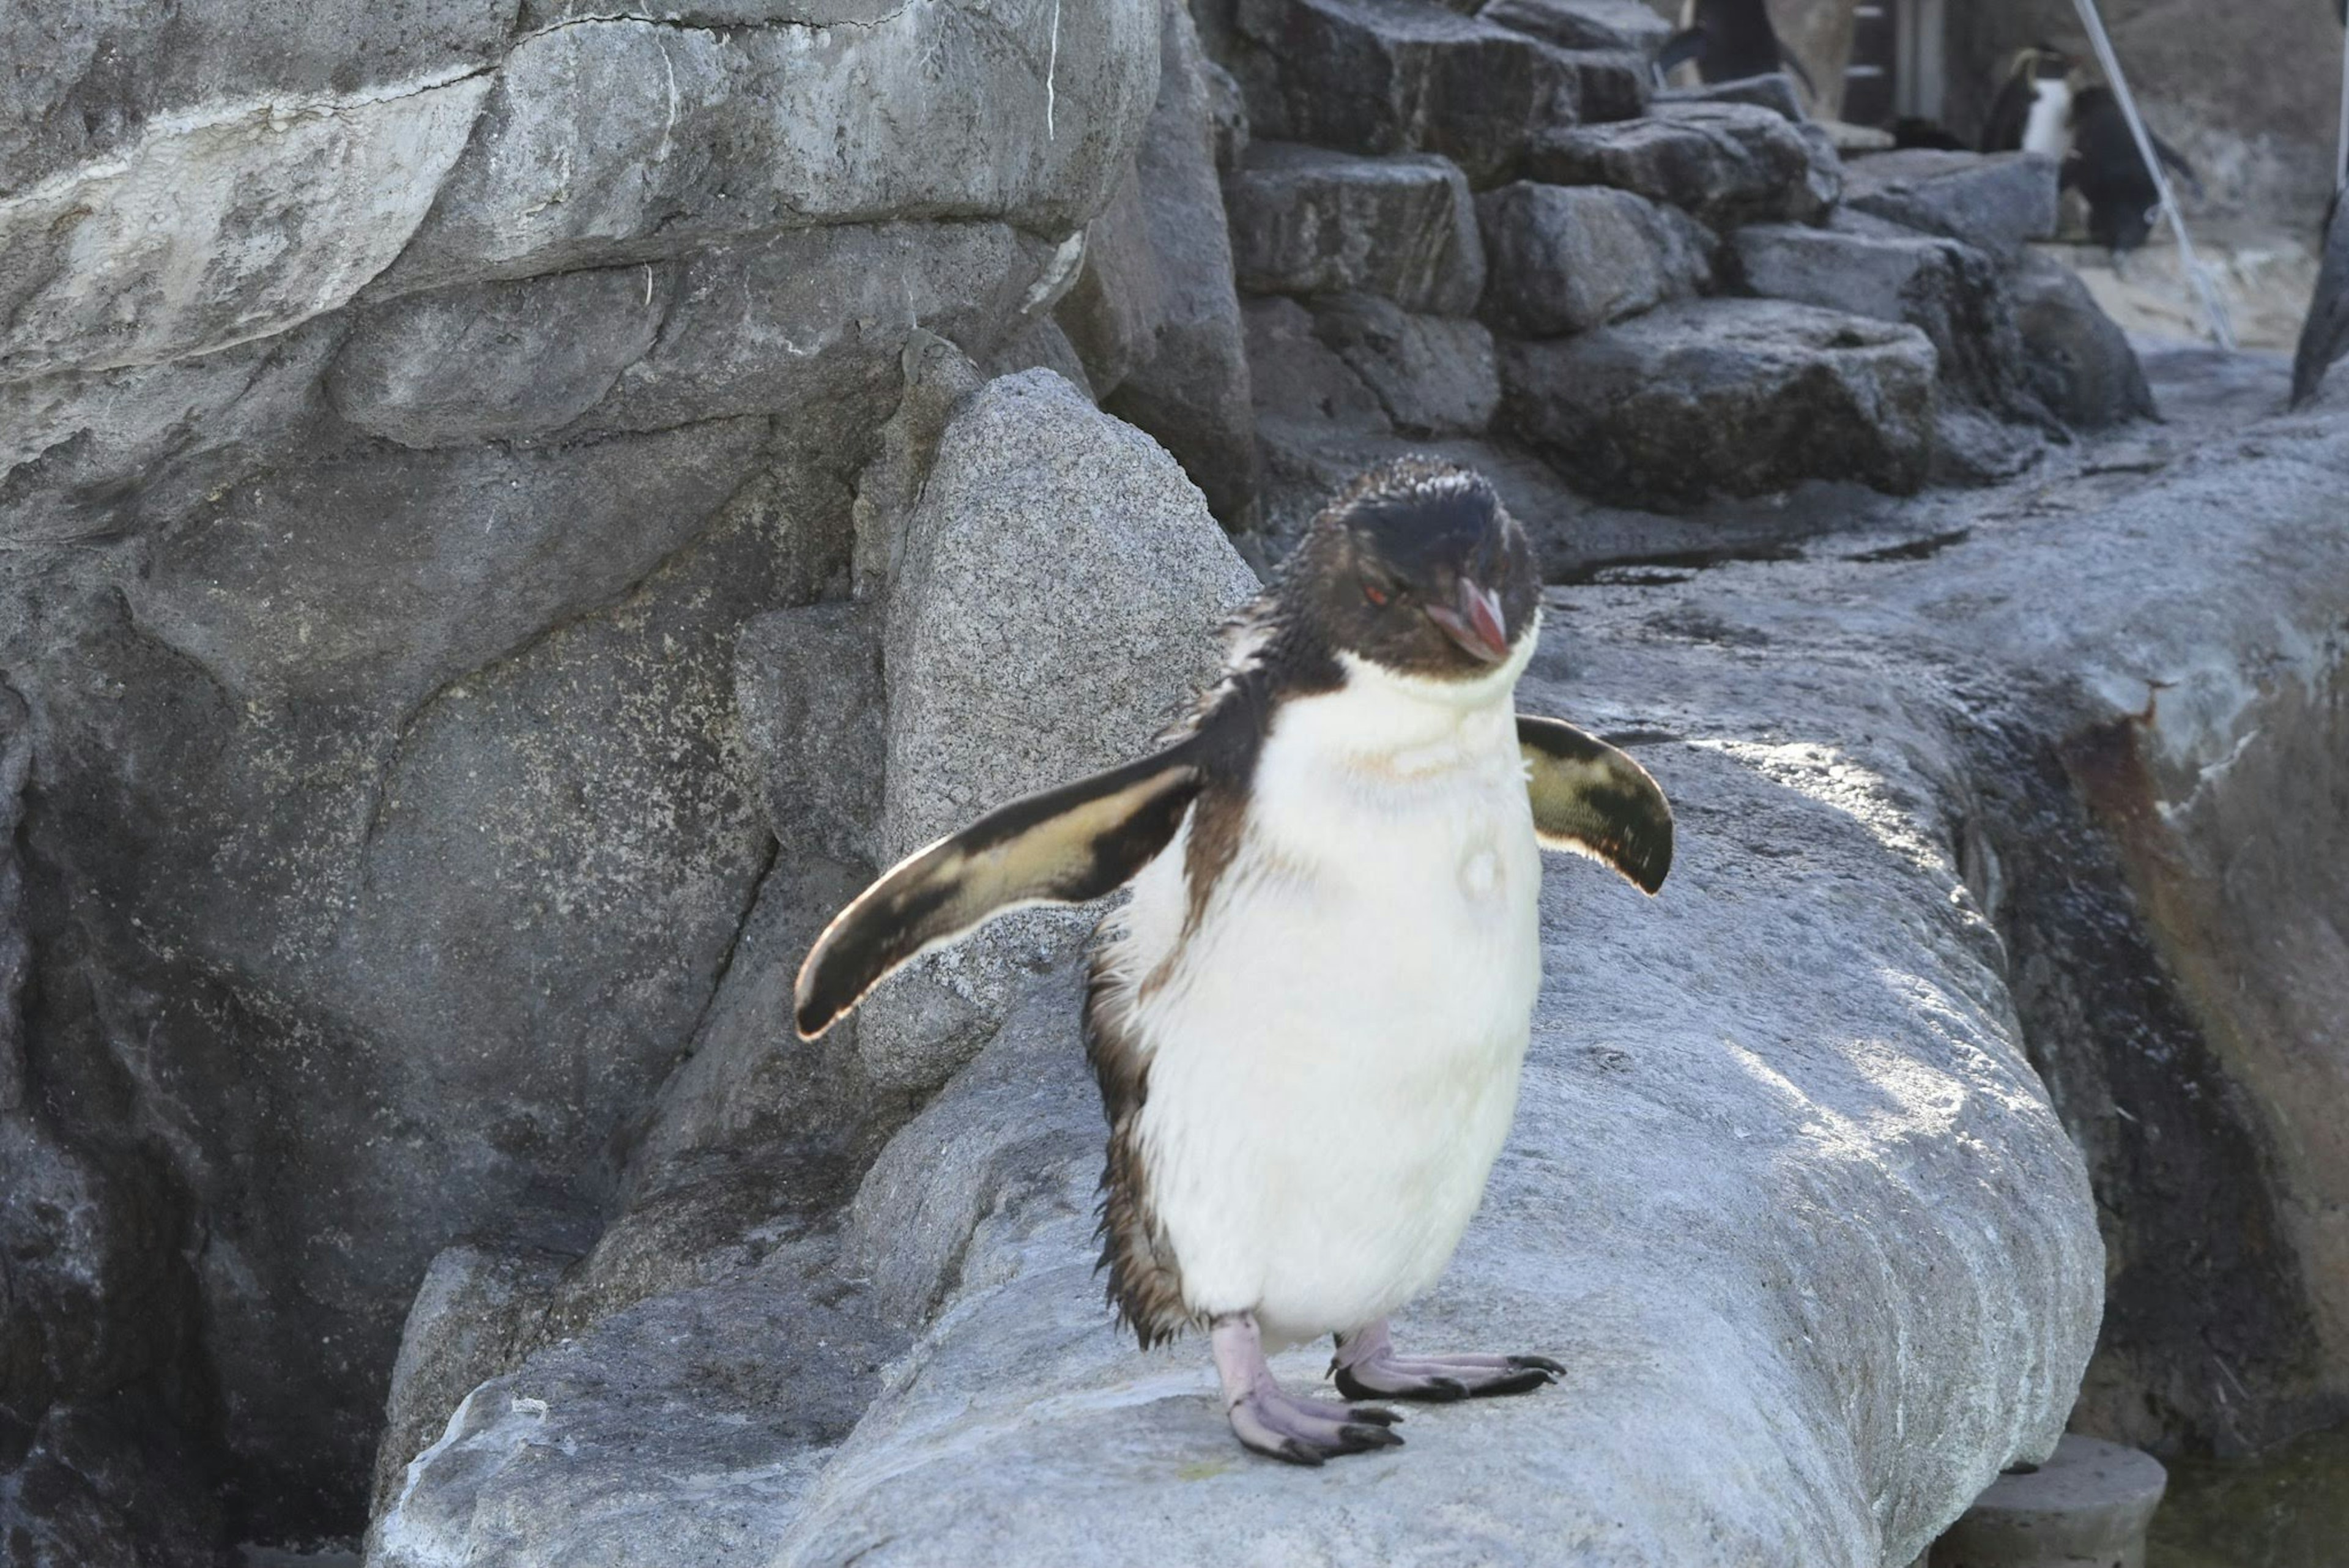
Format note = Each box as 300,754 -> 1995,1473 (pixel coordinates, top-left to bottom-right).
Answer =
1518,715 -> 1674,894
1775,42 -> 1818,100
2291,191 -> 2349,407
2152,134 -> 2204,199
1653,26 -> 1707,81
794,744 -> 1206,1039
1981,74 -> 2032,154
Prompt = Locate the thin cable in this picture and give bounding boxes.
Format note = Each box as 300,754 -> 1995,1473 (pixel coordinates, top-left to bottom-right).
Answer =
2068,0 -> 2235,349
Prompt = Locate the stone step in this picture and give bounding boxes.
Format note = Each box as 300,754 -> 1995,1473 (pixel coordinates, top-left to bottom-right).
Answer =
1477,0 -> 1671,54
1526,98 -> 1841,228
1479,181 -> 1715,337
1225,140 -> 1486,314
1842,147 -> 2061,262
1928,1435 -> 2168,1567
1499,295 -> 1937,503
1233,0 -> 1646,185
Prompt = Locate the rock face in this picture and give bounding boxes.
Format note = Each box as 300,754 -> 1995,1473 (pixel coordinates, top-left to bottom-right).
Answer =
1501,298 -> 1940,503
1309,292 -> 1501,436
1841,149 -> 2062,262
1478,182 -> 1715,337
1228,0 -> 1648,184
2005,253 -> 2158,429
1732,220 -> 2043,420
0,0 -> 1162,1552
1527,100 -> 1843,228
860,370 -> 1261,1091
1224,140 -> 1487,313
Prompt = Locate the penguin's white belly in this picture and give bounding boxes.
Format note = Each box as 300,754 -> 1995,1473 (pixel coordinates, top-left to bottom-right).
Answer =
1117,671 -> 1542,1350
2023,81 -> 2073,158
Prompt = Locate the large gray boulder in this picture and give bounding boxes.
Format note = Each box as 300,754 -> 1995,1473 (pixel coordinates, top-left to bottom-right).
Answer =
1477,181 -> 1715,337
1231,0 -> 1646,184
1842,149 -> 2061,262
1501,297 -> 1939,503
1225,141 -> 1487,314
1526,100 -> 1842,228
1732,220 -> 2041,421
858,370 -> 1261,1091
2005,251 -> 2157,429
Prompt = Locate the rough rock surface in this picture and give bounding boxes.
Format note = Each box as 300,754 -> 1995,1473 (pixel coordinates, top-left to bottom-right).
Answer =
1480,0 -> 1671,55
1732,220 -> 2043,422
1501,298 -> 1940,503
1099,0 -> 1262,530
2005,252 -> 2158,430
1225,140 -> 1486,313
859,370 -> 1261,1091
1477,181 -> 1715,338
1842,149 -> 2061,262
1528,100 -> 1842,228
1310,292 -> 1501,436
0,0 -> 1163,1551
1230,0 -> 1648,184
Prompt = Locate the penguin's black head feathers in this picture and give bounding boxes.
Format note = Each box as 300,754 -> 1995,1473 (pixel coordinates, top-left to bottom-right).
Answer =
1286,458 -> 1540,680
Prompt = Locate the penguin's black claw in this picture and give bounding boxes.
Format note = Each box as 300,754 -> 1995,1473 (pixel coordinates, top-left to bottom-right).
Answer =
1330,1321 -> 1570,1402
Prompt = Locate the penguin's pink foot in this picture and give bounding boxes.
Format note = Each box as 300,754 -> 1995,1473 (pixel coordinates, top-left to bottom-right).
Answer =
1212,1312 -> 1404,1465
1330,1318 -> 1564,1402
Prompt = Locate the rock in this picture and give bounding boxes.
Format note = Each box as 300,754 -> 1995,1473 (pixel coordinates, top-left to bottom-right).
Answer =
366,1233 -> 907,1568
859,370 -> 1260,1089
982,316 -> 1096,394
1100,0 -> 1263,531
0,73 -> 492,380
1655,72 -> 1808,121
365,1245 -> 567,1522
2005,252 -> 2156,429
735,604 -> 886,865
1245,294 -> 1394,430
1231,0 -> 1647,185
1842,149 -> 2061,262
1225,141 -> 1486,314
1527,100 -> 1842,228
325,266 -> 669,448
1203,58 -> 1251,172
1310,293 -> 1501,436
1055,164 -> 1169,399
1732,221 -> 2038,417
1928,1435 -> 2166,1568
1501,297 -> 1938,503
1477,182 -> 1715,337
375,2 -> 1160,292
1479,0 -> 1671,54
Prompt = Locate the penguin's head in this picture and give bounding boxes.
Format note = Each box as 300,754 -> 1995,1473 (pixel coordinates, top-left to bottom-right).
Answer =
1291,458 -> 1540,680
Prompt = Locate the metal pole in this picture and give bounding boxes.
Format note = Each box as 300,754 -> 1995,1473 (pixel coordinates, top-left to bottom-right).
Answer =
2068,0 -> 2235,350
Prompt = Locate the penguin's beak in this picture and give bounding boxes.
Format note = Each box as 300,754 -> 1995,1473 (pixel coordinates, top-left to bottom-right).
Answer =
1427,580 -> 1511,664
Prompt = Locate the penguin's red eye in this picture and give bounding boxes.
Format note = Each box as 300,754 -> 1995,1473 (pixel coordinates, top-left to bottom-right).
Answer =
1363,583 -> 1389,607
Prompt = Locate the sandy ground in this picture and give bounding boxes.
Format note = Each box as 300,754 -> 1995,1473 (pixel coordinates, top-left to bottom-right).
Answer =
2045,220 -> 2325,352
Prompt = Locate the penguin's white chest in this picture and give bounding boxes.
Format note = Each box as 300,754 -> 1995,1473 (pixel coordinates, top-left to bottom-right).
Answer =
2024,78 -> 2074,158
1115,658 -> 1543,1348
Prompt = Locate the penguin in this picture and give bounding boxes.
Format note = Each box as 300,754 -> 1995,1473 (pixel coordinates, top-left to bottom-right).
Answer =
1654,0 -> 1817,101
2064,85 -> 2202,256
795,458 -> 1674,1465
1980,46 -> 2079,159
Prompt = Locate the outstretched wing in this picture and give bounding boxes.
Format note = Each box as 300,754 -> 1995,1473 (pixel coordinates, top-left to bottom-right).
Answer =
1518,715 -> 1674,895
795,742 -> 1207,1039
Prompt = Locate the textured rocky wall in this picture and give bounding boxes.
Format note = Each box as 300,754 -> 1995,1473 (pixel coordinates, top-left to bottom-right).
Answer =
0,0 -> 1164,1551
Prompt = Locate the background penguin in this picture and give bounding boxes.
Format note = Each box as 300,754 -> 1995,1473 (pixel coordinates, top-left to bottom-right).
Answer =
1654,0 -> 1817,100
2065,85 -> 2203,256
1981,46 -> 2079,158
796,458 -> 1674,1465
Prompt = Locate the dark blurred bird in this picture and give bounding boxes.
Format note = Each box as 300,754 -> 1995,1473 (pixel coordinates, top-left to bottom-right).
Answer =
1655,0 -> 1816,99
2065,85 -> 2202,256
